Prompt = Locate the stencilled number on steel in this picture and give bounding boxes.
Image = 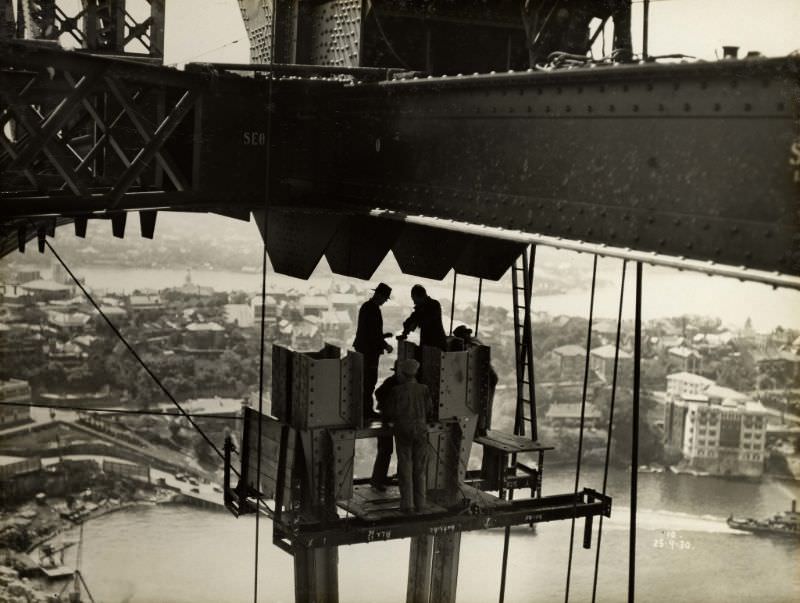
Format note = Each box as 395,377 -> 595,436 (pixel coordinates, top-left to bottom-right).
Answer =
243,131 -> 267,146
790,139 -> 800,183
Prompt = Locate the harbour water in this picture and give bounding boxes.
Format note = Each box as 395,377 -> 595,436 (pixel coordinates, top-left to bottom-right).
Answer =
53,466 -> 799,603
58,261 -> 800,332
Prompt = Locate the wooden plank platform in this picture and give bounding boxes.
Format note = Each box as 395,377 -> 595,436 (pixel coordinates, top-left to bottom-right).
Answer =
457,483 -> 512,510
338,484 -> 448,520
475,430 -> 554,454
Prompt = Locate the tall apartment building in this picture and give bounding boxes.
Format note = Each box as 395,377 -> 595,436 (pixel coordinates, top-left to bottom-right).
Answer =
663,372 -> 767,477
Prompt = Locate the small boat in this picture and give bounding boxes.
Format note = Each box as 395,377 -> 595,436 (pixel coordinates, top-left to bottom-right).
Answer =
727,500 -> 800,539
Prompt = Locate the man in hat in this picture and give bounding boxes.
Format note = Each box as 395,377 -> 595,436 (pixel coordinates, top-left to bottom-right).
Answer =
382,358 -> 432,513
398,284 -> 447,351
353,282 -> 394,422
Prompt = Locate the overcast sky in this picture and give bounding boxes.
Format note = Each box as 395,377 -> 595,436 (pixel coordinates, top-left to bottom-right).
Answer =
161,0 -> 800,65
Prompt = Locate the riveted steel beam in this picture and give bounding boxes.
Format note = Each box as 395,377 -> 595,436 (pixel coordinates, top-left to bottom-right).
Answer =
322,56 -> 800,276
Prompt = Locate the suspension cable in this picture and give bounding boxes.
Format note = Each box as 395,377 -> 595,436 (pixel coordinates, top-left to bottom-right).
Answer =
449,270 -> 458,335
474,278 -> 483,336
591,260 -> 627,603
41,239 -> 236,476
0,399 -> 243,420
564,254 -> 598,603
629,262 -> 644,603
253,7 -> 279,601
498,245 -> 537,603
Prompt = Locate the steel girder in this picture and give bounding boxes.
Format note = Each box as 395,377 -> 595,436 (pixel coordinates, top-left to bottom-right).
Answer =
1,42 -> 799,280
0,41 -> 268,235
13,0 -> 164,57
320,57 -> 800,277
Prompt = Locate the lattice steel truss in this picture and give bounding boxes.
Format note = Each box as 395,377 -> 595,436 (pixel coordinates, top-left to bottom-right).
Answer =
13,0 -> 163,56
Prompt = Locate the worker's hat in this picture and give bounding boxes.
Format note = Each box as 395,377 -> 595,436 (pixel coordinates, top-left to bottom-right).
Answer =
397,358 -> 420,377
453,324 -> 473,338
373,282 -> 392,298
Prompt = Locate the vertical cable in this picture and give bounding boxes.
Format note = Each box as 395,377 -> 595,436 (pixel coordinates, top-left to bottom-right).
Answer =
591,260 -> 627,602
254,7 -> 279,603
564,254 -> 598,603
449,270 -> 458,335
474,278 -> 483,336
642,0 -> 651,60
629,262 -> 643,603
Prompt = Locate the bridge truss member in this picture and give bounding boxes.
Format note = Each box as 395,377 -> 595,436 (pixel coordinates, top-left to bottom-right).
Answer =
522,0 -> 633,65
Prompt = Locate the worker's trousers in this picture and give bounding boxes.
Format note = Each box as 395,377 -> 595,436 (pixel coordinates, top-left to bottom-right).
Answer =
370,433 -> 393,486
395,431 -> 428,511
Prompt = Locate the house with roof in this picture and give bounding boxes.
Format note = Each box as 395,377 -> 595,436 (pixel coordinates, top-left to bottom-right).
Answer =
545,402 -> 602,429
128,294 -> 163,320
589,344 -> 633,382
550,345 -> 586,379
20,279 -> 74,302
47,340 -> 88,366
300,295 -> 330,318
184,321 -> 226,349
756,350 -> 800,386
224,304 -> 255,328
0,379 -> 32,428
292,320 -> 322,351
320,309 -> 353,342
668,345 -> 703,373
47,310 -> 91,329
330,292 -> 360,320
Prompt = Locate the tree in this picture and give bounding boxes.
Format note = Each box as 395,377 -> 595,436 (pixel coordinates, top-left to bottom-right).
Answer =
595,386 -> 664,465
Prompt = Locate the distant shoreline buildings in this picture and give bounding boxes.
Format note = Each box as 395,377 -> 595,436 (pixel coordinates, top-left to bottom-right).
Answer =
664,372 -> 768,477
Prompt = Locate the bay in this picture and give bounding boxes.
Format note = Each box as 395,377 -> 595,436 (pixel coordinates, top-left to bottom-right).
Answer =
52,467 -> 800,603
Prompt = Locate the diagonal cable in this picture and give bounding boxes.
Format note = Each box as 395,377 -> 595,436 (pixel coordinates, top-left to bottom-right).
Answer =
591,260 -> 627,602
564,254 -> 598,603
40,237 -> 237,477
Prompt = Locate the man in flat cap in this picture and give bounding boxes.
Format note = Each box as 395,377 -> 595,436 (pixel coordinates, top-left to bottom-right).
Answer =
353,282 -> 394,422
382,358 -> 432,513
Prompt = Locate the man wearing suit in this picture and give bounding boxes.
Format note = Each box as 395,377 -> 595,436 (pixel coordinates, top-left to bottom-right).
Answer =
398,284 -> 447,351
353,282 -> 394,422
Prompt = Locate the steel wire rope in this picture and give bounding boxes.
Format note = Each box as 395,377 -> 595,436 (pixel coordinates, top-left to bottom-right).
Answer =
0,400 -> 244,420
564,254 -> 599,603
629,262 -> 644,603
38,238 -> 238,478
591,260 -> 627,603
449,271 -> 458,335
474,278 -> 483,336
253,6 -> 280,601
499,244 -> 537,603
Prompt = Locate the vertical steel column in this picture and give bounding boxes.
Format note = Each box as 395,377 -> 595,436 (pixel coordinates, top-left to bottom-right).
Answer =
431,532 -> 461,603
294,546 -> 339,603
406,533 -> 461,603
148,0 -> 165,58
407,536 -> 434,603
273,0 -> 299,63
